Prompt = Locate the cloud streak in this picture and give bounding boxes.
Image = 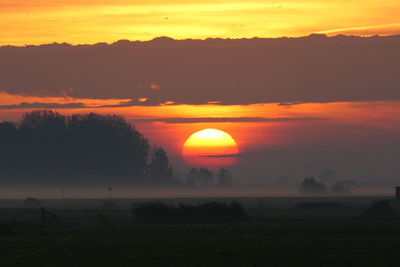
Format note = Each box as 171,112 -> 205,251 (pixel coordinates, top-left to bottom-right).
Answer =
0,102 -> 86,109
130,117 -> 326,124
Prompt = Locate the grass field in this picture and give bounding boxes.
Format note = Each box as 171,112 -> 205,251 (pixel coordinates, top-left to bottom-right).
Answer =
1,196 -> 399,266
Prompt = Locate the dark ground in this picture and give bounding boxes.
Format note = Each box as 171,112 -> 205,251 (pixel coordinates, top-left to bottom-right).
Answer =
1,196 -> 399,267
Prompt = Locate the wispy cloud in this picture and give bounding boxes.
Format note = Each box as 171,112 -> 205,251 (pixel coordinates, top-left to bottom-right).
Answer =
0,102 -> 86,109
199,153 -> 243,158
317,22 -> 400,35
130,117 -> 326,124
0,91 -> 132,109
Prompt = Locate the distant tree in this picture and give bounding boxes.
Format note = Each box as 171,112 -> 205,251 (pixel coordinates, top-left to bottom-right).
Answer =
198,168 -> 214,187
299,177 -> 327,195
217,168 -> 233,187
186,168 -> 198,186
147,147 -> 174,184
173,171 -> 183,184
318,168 -> 335,184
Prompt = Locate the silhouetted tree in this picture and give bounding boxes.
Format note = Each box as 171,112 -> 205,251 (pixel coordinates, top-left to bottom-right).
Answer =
186,168 -> 198,186
147,147 -> 174,184
0,121 -> 18,171
66,112 -> 149,179
217,168 -> 233,187
299,177 -> 327,195
185,168 -> 214,187
198,168 -> 214,187
0,110 -> 164,185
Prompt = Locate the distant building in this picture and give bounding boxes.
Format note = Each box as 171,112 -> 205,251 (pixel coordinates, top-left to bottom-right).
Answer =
396,186 -> 400,201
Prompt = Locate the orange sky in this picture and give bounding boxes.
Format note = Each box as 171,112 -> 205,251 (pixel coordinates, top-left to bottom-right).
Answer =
1,1 -> 400,180
1,89 -> 400,170
1,0 -> 400,45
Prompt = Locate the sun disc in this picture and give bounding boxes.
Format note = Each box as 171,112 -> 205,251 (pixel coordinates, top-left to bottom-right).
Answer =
183,128 -> 239,168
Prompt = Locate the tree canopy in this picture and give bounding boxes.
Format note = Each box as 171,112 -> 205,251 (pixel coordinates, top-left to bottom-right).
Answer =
0,110 -> 175,186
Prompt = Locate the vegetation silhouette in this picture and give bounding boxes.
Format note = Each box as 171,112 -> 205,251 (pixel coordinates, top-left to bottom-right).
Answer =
147,147 -> 174,185
185,167 -> 233,188
0,110 -> 176,186
295,202 -> 347,211
185,168 -> 214,187
299,177 -> 327,195
133,201 -> 248,222
217,168 -> 233,187
364,200 -> 397,217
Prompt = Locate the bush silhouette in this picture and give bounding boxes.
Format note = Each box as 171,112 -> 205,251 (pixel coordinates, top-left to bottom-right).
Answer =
133,201 -> 248,222
364,200 -> 397,217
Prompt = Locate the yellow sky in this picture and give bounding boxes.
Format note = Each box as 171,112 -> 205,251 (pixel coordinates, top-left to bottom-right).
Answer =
1,0 -> 400,45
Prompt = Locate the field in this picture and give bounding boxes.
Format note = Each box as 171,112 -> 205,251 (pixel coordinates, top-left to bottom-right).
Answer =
1,196 -> 400,267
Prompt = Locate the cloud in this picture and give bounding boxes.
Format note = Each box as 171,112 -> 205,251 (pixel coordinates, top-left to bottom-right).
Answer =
0,91 -> 133,109
130,117 -> 326,124
277,102 -> 305,106
199,153 -> 243,158
317,23 -> 400,36
0,102 -> 86,109
1,35 -> 400,105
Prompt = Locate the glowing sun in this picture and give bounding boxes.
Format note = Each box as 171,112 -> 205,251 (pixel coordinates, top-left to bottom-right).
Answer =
183,128 -> 239,168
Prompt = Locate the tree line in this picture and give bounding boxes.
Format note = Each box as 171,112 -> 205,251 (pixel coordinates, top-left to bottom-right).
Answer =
185,167 -> 233,188
299,169 -> 357,195
0,110 -> 175,185
0,110 -> 236,187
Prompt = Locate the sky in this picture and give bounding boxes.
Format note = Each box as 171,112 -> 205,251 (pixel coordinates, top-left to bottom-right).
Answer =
1,1 -> 400,192
1,0 -> 400,45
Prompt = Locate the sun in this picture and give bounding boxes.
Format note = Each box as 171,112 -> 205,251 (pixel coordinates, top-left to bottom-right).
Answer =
183,128 -> 239,169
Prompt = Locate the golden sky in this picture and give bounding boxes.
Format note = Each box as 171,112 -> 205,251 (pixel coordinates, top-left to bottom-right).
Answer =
1,0 -> 400,45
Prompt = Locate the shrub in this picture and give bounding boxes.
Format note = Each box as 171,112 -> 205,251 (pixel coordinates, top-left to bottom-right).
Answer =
133,201 -> 248,222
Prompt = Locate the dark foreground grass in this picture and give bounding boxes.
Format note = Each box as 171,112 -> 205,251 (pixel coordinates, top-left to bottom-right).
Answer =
1,219 -> 400,267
